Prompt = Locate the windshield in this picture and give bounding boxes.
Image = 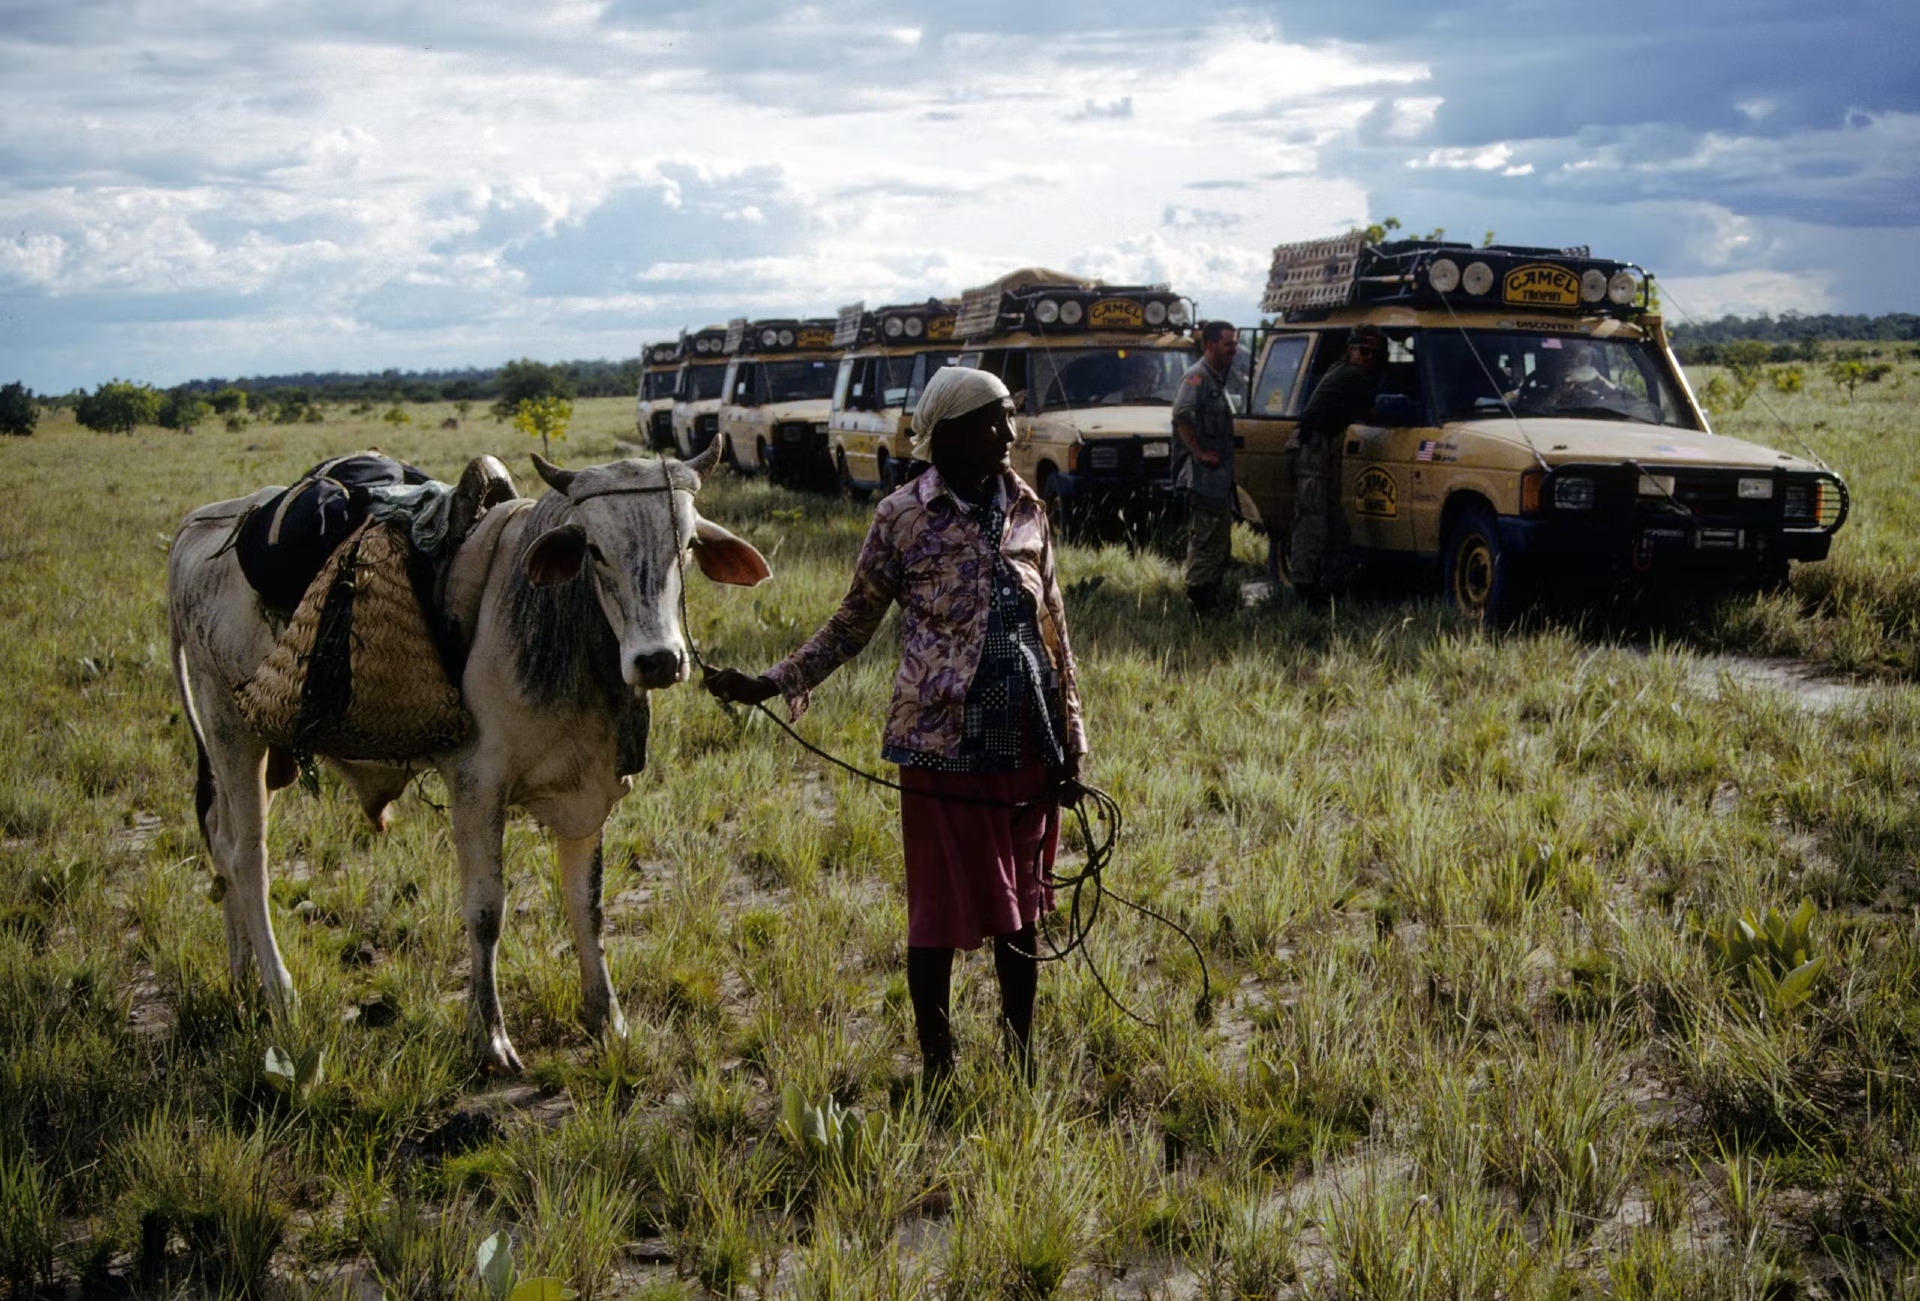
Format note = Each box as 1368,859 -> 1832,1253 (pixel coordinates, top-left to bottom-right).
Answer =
905,351 -> 958,412
761,359 -> 837,403
642,370 -> 676,400
681,363 -> 726,402
1424,331 -> 1698,428
1030,347 -> 1195,411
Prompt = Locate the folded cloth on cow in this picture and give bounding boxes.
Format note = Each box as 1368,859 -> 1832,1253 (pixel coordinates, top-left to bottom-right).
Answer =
235,453 -> 434,610
909,368 -> 1012,462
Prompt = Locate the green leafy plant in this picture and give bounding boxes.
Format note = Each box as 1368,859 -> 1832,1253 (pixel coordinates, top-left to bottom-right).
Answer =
513,395 -> 573,456
1705,900 -> 1828,1017
0,381 -> 37,437
780,1083 -> 885,1172
262,1044 -> 327,1106
476,1230 -> 577,1301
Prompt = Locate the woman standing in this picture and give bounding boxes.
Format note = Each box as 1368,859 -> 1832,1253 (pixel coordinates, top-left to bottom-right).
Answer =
704,367 -> 1086,1083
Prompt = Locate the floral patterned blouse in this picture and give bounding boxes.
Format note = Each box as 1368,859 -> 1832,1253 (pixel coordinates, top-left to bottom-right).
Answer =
764,467 -> 1087,762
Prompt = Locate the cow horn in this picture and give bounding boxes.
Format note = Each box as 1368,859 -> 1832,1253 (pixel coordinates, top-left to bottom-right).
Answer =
681,439 -> 722,482
531,453 -> 576,494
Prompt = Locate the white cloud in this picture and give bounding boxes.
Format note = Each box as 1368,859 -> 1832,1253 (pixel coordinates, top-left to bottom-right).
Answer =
1658,269 -> 1836,320
1408,141 -> 1530,174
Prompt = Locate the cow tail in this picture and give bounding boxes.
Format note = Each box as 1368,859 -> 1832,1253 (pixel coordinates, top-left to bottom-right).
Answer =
170,607 -> 217,848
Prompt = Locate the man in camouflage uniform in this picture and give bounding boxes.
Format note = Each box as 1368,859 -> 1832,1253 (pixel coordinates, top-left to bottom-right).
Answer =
1287,324 -> 1385,606
1171,321 -> 1240,614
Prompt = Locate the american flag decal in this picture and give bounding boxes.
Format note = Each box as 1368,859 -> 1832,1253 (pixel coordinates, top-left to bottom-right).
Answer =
1416,440 -> 1437,462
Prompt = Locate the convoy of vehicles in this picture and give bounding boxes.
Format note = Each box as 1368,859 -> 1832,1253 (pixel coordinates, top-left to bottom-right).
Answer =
1235,236 -> 1849,621
951,269 -> 1195,532
827,298 -> 960,494
715,317 -> 841,485
634,238 -> 1847,619
669,325 -> 731,460
636,340 -> 682,452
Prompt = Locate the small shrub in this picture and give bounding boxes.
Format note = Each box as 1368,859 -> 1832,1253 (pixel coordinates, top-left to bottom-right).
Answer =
0,381 -> 36,437
1705,900 -> 1828,1019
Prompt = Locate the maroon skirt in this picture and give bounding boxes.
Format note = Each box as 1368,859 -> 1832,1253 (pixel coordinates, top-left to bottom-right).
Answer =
899,764 -> 1059,950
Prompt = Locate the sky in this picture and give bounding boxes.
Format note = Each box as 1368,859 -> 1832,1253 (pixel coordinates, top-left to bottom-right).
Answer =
2,0 -> 1916,392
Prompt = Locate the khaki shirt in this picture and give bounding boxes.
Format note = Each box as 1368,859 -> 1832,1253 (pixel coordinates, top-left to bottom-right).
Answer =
1171,357 -> 1236,506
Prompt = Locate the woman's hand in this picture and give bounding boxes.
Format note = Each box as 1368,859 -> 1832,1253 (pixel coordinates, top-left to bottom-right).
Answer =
703,668 -> 780,705
1052,753 -> 1086,805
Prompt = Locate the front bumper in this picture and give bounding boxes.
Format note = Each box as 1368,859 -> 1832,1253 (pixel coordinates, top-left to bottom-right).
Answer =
1500,463 -> 1848,574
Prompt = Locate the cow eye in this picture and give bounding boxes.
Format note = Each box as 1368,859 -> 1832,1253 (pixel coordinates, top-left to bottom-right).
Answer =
586,542 -> 606,564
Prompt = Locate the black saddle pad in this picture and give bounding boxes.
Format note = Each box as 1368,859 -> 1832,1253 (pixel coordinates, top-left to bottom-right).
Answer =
236,453 -> 431,610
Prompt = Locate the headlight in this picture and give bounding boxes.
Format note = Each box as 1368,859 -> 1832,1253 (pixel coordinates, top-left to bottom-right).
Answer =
1059,300 -> 1084,325
777,329 -> 794,345
1783,483 -> 1813,520
1034,299 -> 1060,324
1428,258 -> 1460,293
903,315 -> 924,337
1638,473 -> 1675,497
1738,477 -> 1774,500
1144,299 -> 1168,325
1462,261 -> 1494,295
760,328 -> 778,347
1608,270 -> 1639,305
883,316 -> 904,338
1168,302 -> 1190,327
1581,270 -> 1608,303
1552,475 -> 1596,510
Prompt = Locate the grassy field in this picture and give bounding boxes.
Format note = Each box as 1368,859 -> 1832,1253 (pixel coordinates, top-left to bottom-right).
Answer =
1,365 -> 1917,1299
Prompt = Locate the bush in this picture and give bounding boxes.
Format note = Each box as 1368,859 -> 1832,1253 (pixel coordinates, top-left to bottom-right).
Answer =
75,380 -> 161,434
209,387 -> 248,415
0,382 -> 35,437
1767,366 -> 1805,395
491,359 -> 575,422
157,387 -> 212,433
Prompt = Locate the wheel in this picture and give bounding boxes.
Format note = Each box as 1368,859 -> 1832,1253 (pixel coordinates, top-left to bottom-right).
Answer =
1442,504 -> 1527,626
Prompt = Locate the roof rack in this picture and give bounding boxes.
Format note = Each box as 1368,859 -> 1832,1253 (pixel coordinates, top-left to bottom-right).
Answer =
1260,237 -> 1650,320
834,298 -> 959,348
679,325 -> 730,358
955,268 -> 1189,340
642,341 -> 682,367
724,317 -> 840,355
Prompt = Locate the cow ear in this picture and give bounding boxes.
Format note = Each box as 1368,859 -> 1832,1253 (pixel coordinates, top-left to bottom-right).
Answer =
691,517 -> 771,587
522,523 -> 588,586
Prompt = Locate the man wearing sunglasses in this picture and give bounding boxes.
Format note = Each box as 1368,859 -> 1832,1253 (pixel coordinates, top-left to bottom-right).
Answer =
1286,324 -> 1386,608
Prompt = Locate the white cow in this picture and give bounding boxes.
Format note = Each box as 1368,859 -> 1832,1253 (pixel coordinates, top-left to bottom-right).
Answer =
168,444 -> 768,1071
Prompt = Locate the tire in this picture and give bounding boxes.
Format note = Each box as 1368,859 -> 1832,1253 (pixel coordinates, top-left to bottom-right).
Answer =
1442,505 -> 1527,626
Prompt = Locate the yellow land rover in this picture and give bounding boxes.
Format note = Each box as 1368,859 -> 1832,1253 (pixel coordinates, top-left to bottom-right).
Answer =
826,298 -> 960,495
716,317 -> 841,488
954,269 -> 1196,533
669,325 -> 730,460
636,339 -> 682,452
1236,236 -> 1849,622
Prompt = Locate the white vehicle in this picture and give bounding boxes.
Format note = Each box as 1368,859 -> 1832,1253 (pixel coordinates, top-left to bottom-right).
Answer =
670,325 -> 730,459
716,317 -> 841,487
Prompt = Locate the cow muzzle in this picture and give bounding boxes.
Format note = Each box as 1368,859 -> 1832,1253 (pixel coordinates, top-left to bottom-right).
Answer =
630,647 -> 687,690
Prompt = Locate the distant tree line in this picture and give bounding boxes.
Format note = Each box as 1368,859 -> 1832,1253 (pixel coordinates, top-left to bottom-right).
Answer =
1670,312 -> 1920,365
4,356 -> 640,435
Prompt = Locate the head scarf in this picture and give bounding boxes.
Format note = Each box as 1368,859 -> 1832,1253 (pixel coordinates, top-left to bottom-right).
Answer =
909,367 -> 1011,462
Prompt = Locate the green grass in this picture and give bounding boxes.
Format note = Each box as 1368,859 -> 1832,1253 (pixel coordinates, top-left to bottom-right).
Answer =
0,367 -> 1917,1296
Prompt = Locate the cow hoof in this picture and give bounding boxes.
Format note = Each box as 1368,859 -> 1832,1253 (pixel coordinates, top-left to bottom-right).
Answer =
476,1031 -> 524,1076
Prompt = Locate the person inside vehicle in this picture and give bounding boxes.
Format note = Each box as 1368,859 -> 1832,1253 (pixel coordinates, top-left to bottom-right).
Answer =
1553,341 -> 1622,409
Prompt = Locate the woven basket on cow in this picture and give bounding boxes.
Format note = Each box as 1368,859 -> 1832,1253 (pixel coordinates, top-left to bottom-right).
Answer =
234,518 -> 472,761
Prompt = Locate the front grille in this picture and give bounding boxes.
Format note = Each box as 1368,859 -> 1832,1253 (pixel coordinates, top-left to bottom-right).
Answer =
776,421 -> 823,448
1543,465 -> 1849,536
1075,438 -> 1169,482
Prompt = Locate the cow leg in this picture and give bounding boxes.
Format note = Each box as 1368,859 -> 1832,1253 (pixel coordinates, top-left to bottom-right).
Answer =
208,729 -> 296,1020
448,779 -> 521,1074
556,831 -> 625,1039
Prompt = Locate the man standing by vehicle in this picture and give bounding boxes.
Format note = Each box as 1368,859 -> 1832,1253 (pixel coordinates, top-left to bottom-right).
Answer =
1288,324 -> 1385,607
1171,321 -> 1240,614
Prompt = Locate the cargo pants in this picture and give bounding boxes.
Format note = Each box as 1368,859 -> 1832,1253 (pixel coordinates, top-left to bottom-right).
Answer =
1184,494 -> 1233,609
1285,432 -> 1350,595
